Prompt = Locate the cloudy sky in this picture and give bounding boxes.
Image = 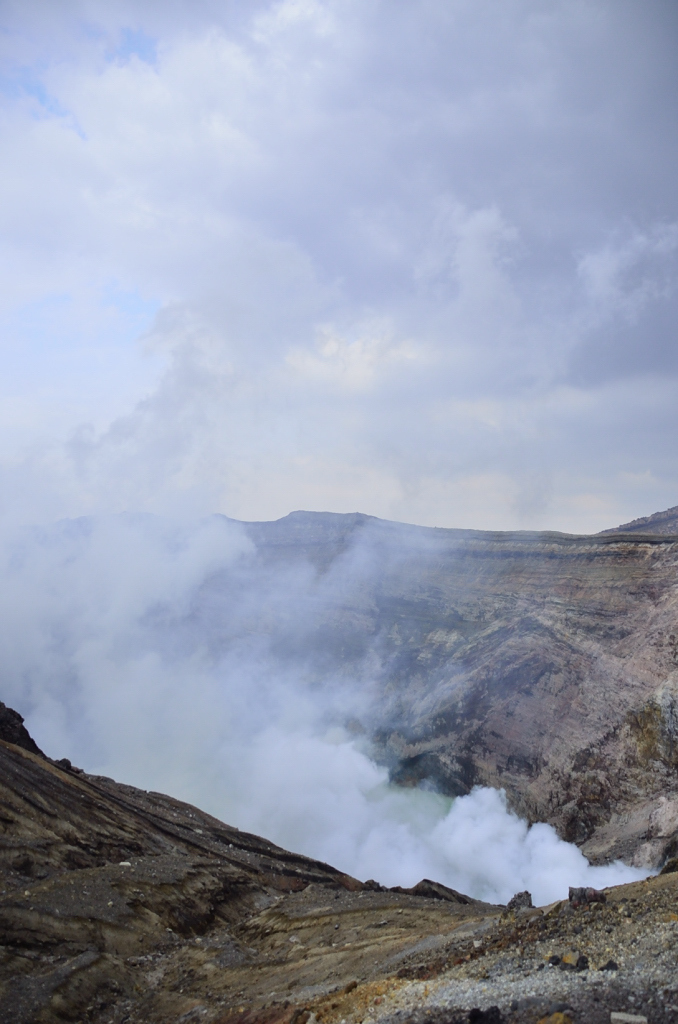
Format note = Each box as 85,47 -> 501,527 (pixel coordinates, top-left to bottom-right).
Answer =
1,0 -> 677,532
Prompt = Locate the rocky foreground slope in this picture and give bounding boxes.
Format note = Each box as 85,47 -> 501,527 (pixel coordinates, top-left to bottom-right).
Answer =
220,507 -> 678,869
1,706 -> 678,1024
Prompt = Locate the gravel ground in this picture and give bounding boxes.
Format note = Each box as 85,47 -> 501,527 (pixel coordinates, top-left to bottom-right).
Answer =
314,871 -> 678,1024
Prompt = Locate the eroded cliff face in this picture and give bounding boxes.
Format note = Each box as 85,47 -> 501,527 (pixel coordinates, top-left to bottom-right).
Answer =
234,511 -> 678,867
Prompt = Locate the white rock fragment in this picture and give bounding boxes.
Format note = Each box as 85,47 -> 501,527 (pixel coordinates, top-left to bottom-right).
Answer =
610,1014 -> 648,1024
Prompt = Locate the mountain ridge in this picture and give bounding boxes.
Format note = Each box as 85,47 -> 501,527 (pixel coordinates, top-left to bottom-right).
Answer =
225,506 -> 678,868
599,504 -> 678,537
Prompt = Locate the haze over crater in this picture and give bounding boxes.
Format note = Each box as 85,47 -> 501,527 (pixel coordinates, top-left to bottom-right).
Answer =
6,507 -> 674,905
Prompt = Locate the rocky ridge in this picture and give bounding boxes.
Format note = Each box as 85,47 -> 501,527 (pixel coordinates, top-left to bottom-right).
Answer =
1,712 -> 678,1024
600,506 -> 678,536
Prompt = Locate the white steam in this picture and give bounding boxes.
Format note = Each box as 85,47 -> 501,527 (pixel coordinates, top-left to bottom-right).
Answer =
217,728 -> 643,905
0,513 -> 645,906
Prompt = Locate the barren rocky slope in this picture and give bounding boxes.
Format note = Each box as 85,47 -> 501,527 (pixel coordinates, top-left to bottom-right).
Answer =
1,707 -> 677,1024
223,508 -> 678,868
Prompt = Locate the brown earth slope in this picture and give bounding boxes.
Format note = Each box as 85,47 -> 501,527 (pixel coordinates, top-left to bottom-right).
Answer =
229,510 -> 678,868
1,709 -> 678,1024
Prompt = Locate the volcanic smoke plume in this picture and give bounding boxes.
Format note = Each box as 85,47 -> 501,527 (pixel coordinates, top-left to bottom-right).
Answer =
0,512 -> 645,905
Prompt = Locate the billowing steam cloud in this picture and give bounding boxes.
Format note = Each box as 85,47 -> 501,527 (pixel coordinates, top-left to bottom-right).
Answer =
1,513 -> 645,906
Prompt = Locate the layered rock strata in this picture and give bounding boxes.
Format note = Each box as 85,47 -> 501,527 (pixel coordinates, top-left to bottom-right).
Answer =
232,510 -> 678,867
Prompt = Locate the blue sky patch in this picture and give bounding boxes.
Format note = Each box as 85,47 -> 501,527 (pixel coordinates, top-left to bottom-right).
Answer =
111,27 -> 158,66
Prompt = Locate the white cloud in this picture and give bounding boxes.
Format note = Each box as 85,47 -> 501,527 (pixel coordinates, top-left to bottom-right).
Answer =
253,0 -> 337,42
578,222 -> 678,318
287,320 -> 421,390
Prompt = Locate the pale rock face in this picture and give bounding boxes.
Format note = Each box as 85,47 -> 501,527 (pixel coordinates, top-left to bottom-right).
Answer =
631,795 -> 678,868
648,795 -> 678,838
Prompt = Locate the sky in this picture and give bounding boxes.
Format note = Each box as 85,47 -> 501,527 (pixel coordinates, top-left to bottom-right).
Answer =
1,0 -> 678,532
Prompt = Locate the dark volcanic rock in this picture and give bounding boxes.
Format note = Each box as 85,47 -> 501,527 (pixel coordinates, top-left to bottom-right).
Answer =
389,879 -> 472,903
568,886 -> 606,908
468,1008 -> 504,1024
0,702 -> 44,757
506,891 -> 532,911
